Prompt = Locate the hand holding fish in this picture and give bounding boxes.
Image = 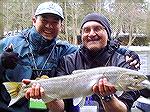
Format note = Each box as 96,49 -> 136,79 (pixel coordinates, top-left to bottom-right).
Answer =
93,78 -> 128,112
22,79 -> 44,99
92,78 -> 117,97
23,79 -> 64,111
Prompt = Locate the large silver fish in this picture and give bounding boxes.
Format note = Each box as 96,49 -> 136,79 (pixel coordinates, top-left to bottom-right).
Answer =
3,66 -> 150,107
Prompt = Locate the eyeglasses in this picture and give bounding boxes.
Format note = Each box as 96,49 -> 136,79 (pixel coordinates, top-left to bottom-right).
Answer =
82,25 -> 105,35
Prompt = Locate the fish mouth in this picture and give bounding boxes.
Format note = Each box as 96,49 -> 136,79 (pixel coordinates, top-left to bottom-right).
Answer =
126,80 -> 148,90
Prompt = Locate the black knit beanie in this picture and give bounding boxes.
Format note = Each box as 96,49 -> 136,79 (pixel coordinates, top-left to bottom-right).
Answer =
81,13 -> 112,40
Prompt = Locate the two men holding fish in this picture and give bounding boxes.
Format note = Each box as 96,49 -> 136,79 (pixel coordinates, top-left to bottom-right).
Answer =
0,1 -> 143,112
23,12 -> 148,112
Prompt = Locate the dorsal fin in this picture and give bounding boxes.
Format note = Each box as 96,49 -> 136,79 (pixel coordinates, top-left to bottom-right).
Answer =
73,97 -> 86,107
72,69 -> 86,74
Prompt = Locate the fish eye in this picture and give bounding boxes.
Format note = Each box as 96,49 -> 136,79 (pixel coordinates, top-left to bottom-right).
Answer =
133,75 -> 139,79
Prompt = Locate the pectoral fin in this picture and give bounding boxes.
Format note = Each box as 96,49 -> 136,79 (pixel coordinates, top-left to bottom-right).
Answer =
73,97 -> 85,107
42,94 -> 59,103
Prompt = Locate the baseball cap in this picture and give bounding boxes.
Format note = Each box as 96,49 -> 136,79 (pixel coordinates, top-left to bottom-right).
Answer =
35,2 -> 64,20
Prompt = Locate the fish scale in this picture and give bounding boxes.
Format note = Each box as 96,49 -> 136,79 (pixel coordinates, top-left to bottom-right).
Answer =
3,66 -> 149,107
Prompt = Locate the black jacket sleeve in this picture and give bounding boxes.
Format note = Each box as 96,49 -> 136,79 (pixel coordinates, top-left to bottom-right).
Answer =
0,54 -> 7,82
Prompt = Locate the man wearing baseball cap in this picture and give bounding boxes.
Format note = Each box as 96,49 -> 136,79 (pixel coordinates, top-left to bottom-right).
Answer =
35,2 -> 64,20
0,1 -> 78,112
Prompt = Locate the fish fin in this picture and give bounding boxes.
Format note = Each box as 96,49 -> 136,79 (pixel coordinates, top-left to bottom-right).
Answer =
3,82 -> 23,106
115,83 -> 124,91
72,69 -> 86,74
78,97 -> 86,107
73,97 -> 85,107
42,94 -> 58,103
9,95 -> 23,107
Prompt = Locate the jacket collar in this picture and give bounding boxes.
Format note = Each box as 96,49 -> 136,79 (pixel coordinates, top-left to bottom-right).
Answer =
79,40 -> 120,67
28,27 -> 56,54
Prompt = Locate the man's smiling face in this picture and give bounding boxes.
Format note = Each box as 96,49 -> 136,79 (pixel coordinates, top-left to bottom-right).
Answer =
81,21 -> 108,51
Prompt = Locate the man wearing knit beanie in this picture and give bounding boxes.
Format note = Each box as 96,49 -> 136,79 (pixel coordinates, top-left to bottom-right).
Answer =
80,12 -> 114,51
62,12 -> 140,112
81,13 -> 112,40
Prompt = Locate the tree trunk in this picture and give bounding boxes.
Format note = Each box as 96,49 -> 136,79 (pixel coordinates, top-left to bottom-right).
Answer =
64,2 -> 69,41
0,0 -> 4,38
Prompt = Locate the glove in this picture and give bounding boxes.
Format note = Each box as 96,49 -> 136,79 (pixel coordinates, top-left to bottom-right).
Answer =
117,48 -> 140,60
1,45 -> 19,69
125,50 -> 140,69
125,50 -> 140,61
118,48 -> 140,69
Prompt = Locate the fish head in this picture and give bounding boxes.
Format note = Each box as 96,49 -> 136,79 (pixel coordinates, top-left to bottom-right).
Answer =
115,70 -> 148,91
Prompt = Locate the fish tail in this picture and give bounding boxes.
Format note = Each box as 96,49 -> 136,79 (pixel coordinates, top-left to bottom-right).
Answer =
3,82 -> 23,106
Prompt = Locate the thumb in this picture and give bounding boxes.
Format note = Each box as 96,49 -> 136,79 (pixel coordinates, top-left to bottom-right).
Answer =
92,84 -> 99,93
22,79 -> 31,85
5,44 -> 13,52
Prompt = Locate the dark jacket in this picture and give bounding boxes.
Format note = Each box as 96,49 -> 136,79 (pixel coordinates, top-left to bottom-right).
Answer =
0,27 -> 78,112
56,40 -> 141,112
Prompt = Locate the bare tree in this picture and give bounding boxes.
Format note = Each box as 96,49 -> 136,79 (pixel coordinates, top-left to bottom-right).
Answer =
112,0 -> 147,46
0,0 -> 4,38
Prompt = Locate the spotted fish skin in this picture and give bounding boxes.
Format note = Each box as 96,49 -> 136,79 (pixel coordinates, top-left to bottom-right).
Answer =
3,66 -> 149,106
